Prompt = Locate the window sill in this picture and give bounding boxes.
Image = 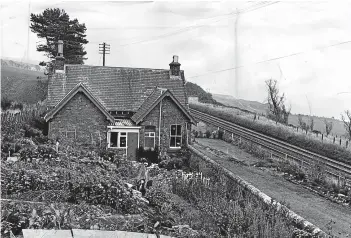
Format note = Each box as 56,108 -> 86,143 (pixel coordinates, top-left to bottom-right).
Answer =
108,147 -> 127,149
168,147 -> 181,152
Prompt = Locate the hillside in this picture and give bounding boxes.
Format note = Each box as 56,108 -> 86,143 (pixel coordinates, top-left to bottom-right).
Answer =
185,82 -> 221,105
1,64 -> 48,104
212,93 -> 347,137
213,94 -> 268,115
1,59 -> 45,72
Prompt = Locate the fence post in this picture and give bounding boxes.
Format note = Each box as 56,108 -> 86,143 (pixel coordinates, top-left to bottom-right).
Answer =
322,134 -> 324,141
340,138 -> 342,146
347,140 -> 349,148
333,137 -> 335,143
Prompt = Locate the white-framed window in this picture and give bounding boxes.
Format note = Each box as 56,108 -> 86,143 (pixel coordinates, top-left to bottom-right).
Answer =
144,132 -> 155,149
108,131 -> 127,148
170,124 -> 182,148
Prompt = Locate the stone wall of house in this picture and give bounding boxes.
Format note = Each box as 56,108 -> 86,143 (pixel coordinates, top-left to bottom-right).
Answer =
48,92 -> 110,148
139,96 -> 191,154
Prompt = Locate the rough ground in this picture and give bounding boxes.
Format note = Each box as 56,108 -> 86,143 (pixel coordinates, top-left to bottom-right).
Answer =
194,138 -> 351,237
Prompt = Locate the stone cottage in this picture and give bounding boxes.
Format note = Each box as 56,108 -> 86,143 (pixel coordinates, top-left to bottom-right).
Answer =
44,45 -> 195,159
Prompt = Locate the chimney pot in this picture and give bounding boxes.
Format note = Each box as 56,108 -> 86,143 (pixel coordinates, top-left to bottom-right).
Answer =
55,40 -> 65,72
169,55 -> 181,76
58,40 -> 63,57
173,55 -> 178,63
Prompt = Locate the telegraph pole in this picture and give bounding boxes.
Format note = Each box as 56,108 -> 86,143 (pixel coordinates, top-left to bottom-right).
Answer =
99,42 -> 110,66
234,8 -> 239,98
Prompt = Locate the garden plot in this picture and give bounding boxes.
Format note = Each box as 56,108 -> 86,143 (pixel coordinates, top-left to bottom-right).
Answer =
194,138 -> 351,237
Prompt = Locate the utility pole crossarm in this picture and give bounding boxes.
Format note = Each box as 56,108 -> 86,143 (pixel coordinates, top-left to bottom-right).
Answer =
98,42 -> 110,66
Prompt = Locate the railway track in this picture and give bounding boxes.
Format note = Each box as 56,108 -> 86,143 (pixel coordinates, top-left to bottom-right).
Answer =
190,109 -> 351,187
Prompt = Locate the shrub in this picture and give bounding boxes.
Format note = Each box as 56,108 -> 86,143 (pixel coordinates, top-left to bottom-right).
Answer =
1,97 -> 12,110
218,130 -> 224,140
205,130 -> 211,138
136,146 -> 159,164
159,157 -> 183,170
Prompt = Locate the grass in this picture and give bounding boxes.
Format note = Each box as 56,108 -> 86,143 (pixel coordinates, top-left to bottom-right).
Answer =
190,103 -> 351,165
1,66 -> 47,104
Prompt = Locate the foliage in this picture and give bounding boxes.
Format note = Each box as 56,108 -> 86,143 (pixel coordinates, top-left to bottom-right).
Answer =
341,110 -> 351,139
1,97 -> 12,110
265,79 -> 291,125
324,119 -> 333,136
185,82 -> 222,105
298,115 -> 309,133
218,130 -> 224,140
171,176 -> 303,237
136,146 -> 160,164
30,8 -> 89,65
190,103 -> 351,165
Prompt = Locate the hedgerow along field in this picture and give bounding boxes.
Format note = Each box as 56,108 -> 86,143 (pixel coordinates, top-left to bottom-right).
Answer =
190,103 -> 351,165
1,102 -> 317,237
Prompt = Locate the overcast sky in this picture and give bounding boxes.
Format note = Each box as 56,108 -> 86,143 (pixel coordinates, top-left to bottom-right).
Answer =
1,0 -> 351,119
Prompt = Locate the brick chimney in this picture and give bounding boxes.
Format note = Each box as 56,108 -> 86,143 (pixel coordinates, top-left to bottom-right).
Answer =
55,40 -> 65,72
169,55 -> 181,76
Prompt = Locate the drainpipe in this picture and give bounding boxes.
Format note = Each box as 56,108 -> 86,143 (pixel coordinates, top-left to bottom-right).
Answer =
185,122 -> 188,146
158,99 -> 162,148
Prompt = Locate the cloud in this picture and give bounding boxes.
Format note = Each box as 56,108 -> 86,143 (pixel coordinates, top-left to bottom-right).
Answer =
1,1 -> 351,118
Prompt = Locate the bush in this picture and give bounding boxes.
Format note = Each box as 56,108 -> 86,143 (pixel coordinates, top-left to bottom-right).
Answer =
159,157 -> 184,170
136,146 -> 159,164
218,130 -> 224,140
190,103 -> 351,165
205,130 -> 211,138
1,97 -> 12,110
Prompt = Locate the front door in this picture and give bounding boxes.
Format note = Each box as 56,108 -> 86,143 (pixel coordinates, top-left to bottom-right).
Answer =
127,132 -> 138,160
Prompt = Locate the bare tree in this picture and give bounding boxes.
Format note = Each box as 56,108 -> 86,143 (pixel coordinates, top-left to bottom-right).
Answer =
298,114 -> 309,133
324,119 -> 333,136
265,79 -> 291,125
309,117 -> 314,131
341,110 -> 351,139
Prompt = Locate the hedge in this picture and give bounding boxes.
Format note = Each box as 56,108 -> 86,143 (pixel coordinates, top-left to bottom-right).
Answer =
190,103 -> 351,165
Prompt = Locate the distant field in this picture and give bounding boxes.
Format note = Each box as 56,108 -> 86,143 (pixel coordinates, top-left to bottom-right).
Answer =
212,93 -> 347,138
1,66 -> 48,104
213,94 -> 268,115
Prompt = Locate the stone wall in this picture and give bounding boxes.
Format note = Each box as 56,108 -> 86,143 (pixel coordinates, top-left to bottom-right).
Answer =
48,92 -> 110,148
187,145 -> 327,237
139,96 -> 191,154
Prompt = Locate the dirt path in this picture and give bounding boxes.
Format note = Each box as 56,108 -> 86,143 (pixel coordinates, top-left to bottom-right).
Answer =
194,138 -> 351,237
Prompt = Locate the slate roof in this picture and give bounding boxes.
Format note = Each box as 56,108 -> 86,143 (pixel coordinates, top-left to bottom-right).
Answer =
131,87 -> 166,123
131,87 -> 196,124
47,65 -> 188,112
44,82 -> 115,123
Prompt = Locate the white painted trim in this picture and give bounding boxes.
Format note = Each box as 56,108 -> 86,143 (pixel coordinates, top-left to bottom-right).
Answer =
107,126 -> 141,130
169,124 -> 182,148
144,132 -> 156,149
107,129 -> 140,150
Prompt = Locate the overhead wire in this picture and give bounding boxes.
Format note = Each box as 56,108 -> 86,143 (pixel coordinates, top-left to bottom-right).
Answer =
187,39 -> 351,79
88,1 -> 278,46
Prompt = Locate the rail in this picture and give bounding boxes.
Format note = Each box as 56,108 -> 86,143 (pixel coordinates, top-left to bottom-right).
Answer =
190,109 -> 351,187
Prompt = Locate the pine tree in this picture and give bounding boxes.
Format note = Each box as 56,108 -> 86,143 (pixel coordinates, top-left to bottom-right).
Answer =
30,8 -> 88,64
